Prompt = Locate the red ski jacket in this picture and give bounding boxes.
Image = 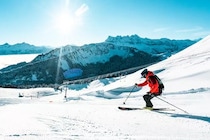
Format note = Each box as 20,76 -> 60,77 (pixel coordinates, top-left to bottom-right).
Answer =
136,71 -> 160,95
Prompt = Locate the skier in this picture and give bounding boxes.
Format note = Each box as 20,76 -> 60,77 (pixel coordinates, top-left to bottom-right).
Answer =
135,69 -> 164,109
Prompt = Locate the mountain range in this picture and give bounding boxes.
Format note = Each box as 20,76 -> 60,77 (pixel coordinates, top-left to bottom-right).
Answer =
0,42 -> 52,55
0,35 -> 197,87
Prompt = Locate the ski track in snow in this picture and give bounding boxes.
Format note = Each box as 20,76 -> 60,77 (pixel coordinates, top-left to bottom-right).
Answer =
1,83 -> 210,139
0,95 -> 210,140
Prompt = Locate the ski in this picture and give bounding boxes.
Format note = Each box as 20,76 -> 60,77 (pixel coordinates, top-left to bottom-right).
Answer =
118,106 -> 175,111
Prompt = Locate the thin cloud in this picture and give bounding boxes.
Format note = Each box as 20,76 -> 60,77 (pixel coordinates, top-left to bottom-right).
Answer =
65,0 -> 70,7
75,4 -> 89,17
176,26 -> 203,33
153,27 -> 169,32
193,30 -> 210,37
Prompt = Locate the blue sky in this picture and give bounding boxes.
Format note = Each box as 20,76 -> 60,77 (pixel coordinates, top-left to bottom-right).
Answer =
0,0 -> 210,47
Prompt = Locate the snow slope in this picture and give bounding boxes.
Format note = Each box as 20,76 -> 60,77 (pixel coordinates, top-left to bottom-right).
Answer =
0,35 -> 210,140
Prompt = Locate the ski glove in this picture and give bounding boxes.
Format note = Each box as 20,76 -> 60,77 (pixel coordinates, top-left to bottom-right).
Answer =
147,92 -> 155,97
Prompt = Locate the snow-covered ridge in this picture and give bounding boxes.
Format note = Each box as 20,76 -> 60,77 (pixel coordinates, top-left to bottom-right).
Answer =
168,35 -> 210,58
33,43 -> 135,65
33,35 -> 196,65
105,34 -> 196,55
65,43 -> 137,65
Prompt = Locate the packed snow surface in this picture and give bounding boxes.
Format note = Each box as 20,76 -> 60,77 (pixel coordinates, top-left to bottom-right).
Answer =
0,36 -> 210,139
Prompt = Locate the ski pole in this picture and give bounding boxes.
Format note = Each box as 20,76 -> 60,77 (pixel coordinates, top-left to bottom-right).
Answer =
155,96 -> 189,114
123,85 -> 136,104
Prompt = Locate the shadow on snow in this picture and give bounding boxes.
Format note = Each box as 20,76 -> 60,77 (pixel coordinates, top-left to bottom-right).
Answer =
157,111 -> 210,124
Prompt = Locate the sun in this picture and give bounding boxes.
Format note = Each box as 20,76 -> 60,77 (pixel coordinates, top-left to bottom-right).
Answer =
49,2 -> 88,36
52,10 -> 78,34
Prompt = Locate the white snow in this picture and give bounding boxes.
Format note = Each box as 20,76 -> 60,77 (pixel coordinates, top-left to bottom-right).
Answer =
0,35 -> 210,139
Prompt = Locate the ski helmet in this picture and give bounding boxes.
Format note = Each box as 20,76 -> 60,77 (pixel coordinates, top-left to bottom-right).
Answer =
141,69 -> 148,78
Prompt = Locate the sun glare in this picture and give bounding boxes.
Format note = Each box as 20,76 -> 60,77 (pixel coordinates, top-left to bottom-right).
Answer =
49,1 -> 89,38
53,10 -> 77,34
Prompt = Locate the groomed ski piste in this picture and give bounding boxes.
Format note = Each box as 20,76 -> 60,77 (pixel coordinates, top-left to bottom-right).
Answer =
0,35 -> 210,140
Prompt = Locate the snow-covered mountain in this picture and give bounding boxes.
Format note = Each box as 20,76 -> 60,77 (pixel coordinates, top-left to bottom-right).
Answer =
0,42 -> 52,55
0,35 -> 210,140
33,35 -> 196,63
105,34 -> 197,58
0,35 -> 196,87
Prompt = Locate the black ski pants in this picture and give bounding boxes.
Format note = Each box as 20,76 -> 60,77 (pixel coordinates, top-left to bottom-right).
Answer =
143,94 -> 154,107
143,93 -> 160,107
143,88 -> 162,107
